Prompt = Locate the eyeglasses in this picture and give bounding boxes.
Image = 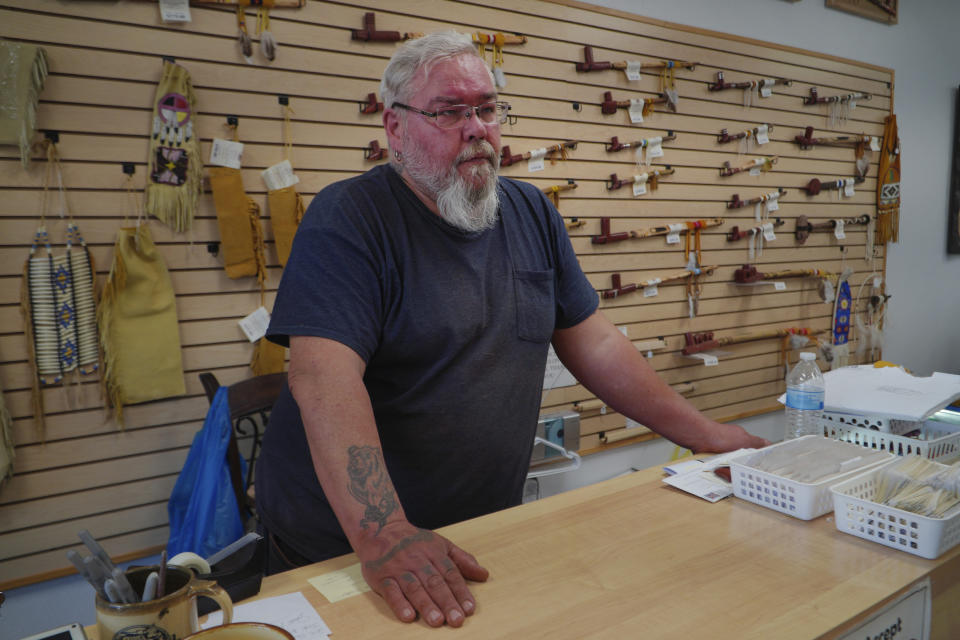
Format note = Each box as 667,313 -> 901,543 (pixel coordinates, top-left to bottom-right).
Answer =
391,101 -> 511,129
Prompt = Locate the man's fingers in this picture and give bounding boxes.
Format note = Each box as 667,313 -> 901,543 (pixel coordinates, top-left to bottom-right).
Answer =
397,570 -> 447,627
439,557 -> 477,616
419,564 -> 466,627
448,544 -> 490,582
377,577 -> 416,623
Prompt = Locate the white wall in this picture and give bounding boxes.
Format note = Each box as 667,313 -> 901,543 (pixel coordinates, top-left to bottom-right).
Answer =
539,0 -> 960,497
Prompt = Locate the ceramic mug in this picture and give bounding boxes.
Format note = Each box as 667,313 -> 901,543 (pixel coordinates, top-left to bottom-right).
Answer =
95,565 -> 233,640
184,622 -> 294,640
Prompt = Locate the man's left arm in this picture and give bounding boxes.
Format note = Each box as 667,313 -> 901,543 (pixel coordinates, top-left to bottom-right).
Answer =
551,311 -> 770,453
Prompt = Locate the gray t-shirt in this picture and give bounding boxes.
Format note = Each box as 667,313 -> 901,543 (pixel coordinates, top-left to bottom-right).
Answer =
257,164 -> 598,561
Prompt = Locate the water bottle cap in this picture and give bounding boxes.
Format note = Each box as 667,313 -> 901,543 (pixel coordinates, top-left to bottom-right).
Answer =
799,352 -> 817,361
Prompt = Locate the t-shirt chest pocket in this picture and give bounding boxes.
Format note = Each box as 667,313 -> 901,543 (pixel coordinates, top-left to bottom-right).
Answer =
513,269 -> 556,343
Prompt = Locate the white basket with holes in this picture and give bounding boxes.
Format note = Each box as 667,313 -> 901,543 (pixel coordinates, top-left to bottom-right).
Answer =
830,463 -> 960,559
729,436 -> 894,520
819,411 -> 960,463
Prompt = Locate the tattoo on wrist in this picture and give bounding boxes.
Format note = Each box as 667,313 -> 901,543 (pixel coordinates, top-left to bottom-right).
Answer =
364,529 -> 434,572
347,445 -> 399,534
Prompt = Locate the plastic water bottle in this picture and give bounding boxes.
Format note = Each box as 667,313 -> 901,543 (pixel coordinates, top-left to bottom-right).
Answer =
785,352 -> 825,439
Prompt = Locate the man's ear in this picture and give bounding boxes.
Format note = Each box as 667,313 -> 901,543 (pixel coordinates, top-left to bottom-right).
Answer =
383,108 -> 403,151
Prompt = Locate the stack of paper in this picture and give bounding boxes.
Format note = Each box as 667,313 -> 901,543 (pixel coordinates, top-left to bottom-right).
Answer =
778,365 -> 960,422
203,591 -> 332,639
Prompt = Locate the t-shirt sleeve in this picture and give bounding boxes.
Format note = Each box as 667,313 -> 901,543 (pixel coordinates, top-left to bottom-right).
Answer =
266,183 -> 386,362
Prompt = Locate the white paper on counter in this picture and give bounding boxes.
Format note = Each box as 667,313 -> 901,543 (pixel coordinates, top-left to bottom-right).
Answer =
662,449 -> 756,502
777,365 -> 960,422
202,591 -> 332,639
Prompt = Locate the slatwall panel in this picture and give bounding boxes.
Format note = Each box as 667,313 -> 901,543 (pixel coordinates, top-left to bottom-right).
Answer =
0,0 -> 892,587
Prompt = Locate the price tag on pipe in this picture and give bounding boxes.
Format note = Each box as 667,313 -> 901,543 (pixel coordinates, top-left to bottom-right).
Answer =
755,124 -> 770,145
666,223 -> 684,244
628,99 -> 645,124
834,219 -> 846,239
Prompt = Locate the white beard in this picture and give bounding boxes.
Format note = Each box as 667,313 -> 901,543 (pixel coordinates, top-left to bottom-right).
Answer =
403,139 -> 501,233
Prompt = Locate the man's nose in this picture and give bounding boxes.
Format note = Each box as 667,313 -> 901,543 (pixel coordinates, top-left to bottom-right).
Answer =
461,109 -> 487,140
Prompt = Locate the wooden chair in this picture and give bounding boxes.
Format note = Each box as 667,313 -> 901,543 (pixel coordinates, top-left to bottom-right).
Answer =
198,371 -> 287,525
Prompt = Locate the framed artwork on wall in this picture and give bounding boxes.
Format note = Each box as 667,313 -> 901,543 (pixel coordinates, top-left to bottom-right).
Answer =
825,0 -> 898,24
948,86 -> 960,254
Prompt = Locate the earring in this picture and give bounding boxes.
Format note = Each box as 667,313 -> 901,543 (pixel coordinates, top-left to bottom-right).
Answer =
394,149 -> 402,162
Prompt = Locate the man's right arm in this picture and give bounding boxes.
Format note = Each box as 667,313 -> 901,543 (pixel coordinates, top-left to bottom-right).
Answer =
287,335 -> 489,627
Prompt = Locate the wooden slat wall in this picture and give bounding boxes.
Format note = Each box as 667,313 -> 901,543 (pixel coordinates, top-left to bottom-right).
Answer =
0,0 -> 892,587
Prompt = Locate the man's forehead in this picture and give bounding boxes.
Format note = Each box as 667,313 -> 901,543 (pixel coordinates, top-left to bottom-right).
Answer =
412,54 -> 495,103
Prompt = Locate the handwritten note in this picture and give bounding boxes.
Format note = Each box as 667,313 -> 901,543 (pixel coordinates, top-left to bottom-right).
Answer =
308,563 -> 371,603
202,592 -> 332,639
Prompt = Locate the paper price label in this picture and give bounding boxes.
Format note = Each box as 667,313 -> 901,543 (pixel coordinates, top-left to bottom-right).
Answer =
210,138 -> 244,169
762,223 -> 777,242
755,124 -> 770,145
239,306 -> 271,343
633,180 -> 647,197
643,284 -> 659,297
527,156 -> 544,172
849,98 -> 857,111
261,159 -> 300,191
765,197 -> 779,213
646,142 -> 664,159
773,281 -> 787,291
666,224 -> 683,244
844,179 -> 855,197
159,0 -> 191,22
625,61 -> 643,81
870,136 -> 881,152
760,79 -> 774,98
749,166 -> 762,177
701,354 -> 719,366
628,99 -> 644,123
834,219 -> 846,239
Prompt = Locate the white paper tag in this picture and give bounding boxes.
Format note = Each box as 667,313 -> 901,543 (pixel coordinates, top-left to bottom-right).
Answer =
762,222 -> 777,242
625,61 -> 643,81
239,306 -> 271,343
628,99 -> 644,124
870,136 -> 881,152
527,148 -> 546,172
643,278 -> 661,297
693,353 -> 719,366
848,98 -> 857,111
873,276 -> 882,288
159,0 -> 191,22
646,138 -> 664,160
666,223 -> 684,244
261,159 -> 300,191
765,196 -> 779,213
773,281 -> 787,291
759,78 -> 774,98
755,124 -> 770,145
844,178 -> 855,198
632,175 -> 648,197
210,138 -> 244,169
749,166 -> 762,177
834,219 -> 846,239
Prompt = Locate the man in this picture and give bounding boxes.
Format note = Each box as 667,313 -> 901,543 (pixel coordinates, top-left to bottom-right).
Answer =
256,31 -> 768,629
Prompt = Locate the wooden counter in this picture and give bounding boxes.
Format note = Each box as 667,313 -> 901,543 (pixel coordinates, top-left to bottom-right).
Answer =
92,461 -> 960,638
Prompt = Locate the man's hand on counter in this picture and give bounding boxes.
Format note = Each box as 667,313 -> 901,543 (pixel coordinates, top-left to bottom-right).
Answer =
358,521 -> 490,627
691,421 -> 771,454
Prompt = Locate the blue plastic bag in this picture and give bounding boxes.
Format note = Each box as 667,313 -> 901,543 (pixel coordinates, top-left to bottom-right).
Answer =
167,387 -> 245,558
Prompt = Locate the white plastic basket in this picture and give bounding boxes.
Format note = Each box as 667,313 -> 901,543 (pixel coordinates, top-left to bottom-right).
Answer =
830,464 -> 960,559
729,436 -> 894,520
819,411 -> 960,463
